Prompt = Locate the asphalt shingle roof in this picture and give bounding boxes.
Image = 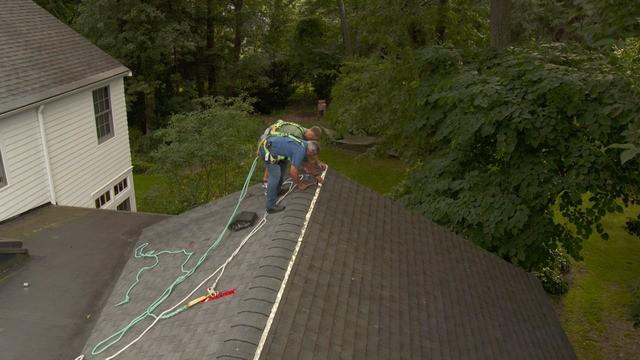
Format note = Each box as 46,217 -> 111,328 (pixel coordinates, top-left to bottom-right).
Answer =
81,171 -> 575,359
81,185 -> 316,360
0,0 -> 129,116
261,171 -> 576,359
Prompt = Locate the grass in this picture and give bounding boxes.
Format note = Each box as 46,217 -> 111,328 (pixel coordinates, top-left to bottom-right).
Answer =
558,204 -> 640,359
133,173 -> 164,213
321,145 -> 405,194
133,174 -> 163,199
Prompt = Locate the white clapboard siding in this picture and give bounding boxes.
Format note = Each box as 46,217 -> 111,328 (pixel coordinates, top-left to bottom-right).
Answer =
43,77 -> 135,210
0,110 -> 51,220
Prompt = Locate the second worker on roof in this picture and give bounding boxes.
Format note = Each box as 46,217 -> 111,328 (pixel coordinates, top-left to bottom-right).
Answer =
258,120 -> 325,214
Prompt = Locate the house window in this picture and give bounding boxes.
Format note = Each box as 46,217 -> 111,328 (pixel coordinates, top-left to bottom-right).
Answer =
114,177 -> 128,196
93,86 -> 114,143
95,190 -> 111,208
0,150 -> 6,189
117,198 -> 131,211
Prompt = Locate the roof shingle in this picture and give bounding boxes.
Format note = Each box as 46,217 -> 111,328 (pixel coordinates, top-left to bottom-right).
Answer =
0,0 -> 128,116
81,171 -> 576,359
260,171 -> 576,359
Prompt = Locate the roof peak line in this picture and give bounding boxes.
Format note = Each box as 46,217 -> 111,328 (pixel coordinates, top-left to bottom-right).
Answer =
253,167 -> 328,360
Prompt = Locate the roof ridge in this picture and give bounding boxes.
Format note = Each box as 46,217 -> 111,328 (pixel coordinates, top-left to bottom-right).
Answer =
217,188 -> 318,359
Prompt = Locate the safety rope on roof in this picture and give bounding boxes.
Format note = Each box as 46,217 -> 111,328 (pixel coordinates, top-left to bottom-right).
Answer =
76,158 -> 327,360
88,156 -> 260,357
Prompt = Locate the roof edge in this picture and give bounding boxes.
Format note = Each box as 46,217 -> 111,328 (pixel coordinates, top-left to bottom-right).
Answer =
253,172 -> 327,360
0,65 -> 131,119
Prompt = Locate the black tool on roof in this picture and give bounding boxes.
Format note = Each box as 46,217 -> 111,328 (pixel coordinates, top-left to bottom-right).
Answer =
228,211 -> 259,232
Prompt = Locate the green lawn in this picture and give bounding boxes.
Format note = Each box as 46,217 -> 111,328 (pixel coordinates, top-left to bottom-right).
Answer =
321,145 -> 405,194
133,174 -> 163,197
132,174 -> 163,212
559,205 -> 640,359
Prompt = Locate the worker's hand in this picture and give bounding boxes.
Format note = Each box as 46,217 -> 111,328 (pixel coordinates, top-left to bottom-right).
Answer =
315,175 -> 324,184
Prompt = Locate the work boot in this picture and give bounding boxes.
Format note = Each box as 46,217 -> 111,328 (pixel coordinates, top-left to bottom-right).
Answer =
267,205 -> 286,214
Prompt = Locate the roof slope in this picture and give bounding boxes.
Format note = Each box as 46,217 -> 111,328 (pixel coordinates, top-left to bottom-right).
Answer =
81,171 -> 575,360
261,171 -> 575,359
0,0 -> 129,116
0,206 -> 168,360
81,185 -> 316,360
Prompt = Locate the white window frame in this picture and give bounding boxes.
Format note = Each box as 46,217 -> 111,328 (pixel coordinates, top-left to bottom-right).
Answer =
0,146 -> 7,189
95,190 -> 112,209
113,177 -> 128,197
92,86 -> 115,143
117,198 -> 131,211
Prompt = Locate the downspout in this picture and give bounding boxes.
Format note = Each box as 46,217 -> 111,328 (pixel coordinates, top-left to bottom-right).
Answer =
37,105 -> 56,205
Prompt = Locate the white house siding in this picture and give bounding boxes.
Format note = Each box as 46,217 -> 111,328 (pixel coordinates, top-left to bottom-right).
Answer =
43,77 -> 136,211
0,110 -> 51,221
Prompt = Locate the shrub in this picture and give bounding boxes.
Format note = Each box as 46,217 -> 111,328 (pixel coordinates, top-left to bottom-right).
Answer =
148,97 -> 261,214
552,248 -> 571,274
329,45 -> 640,272
625,215 -> 640,237
535,266 -> 569,295
327,51 -> 420,137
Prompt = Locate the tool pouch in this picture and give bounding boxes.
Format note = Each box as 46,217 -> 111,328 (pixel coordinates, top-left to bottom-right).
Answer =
228,211 -> 259,231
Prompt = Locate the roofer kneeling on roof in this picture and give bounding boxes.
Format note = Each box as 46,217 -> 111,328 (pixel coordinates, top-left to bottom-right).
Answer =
260,136 -> 322,214
258,120 -> 322,185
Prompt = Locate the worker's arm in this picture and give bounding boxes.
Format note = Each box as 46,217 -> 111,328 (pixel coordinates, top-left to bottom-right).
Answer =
289,165 -> 310,191
302,160 -> 326,184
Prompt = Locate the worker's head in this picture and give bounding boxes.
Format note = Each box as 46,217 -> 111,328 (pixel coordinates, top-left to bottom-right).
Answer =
304,126 -> 322,141
306,140 -> 321,157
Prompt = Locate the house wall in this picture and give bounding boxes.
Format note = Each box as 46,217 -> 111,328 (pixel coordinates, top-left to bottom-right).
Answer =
0,76 -> 137,222
0,110 -> 51,221
43,77 -> 136,211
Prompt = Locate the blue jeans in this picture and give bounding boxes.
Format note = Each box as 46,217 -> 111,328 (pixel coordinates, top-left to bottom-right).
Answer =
265,160 -> 288,209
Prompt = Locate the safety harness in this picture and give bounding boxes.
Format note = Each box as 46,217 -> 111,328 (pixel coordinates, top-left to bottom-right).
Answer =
260,120 -> 306,163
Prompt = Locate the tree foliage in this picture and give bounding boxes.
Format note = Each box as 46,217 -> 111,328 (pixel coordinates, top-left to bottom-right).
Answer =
76,0 -> 198,131
511,0 -> 640,48
35,0 -> 80,24
50,0 -> 640,278
329,45 -> 640,270
344,0 -> 488,53
147,97 -> 261,213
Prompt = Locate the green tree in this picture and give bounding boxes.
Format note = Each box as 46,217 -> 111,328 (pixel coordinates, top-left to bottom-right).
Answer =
490,0 -> 512,48
511,0 -> 640,49
329,45 -> 640,271
35,0 -> 80,24
344,0 -> 488,54
76,0 -> 198,132
148,97 -> 261,213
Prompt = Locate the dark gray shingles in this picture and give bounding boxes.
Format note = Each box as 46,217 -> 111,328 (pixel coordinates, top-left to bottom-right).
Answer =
0,206 -> 168,360
260,170 -> 576,360
80,186 -> 313,360
0,0 -> 128,115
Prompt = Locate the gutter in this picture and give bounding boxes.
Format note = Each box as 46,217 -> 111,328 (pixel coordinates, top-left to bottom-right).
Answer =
36,105 -> 56,205
0,67 -> 131,120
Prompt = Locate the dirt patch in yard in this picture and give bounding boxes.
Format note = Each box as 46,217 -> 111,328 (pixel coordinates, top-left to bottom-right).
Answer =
601,318 -> 640,359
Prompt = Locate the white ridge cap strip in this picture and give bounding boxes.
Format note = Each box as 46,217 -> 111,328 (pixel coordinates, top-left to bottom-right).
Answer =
253,168 -> 328,360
